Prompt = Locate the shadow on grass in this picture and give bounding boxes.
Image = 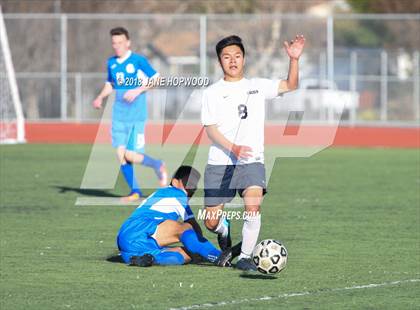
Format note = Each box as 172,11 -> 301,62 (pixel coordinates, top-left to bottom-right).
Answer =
239,273 -> 277,280
106,254 -> 125,263
105,253 -> 215,267
54,186 -> 121,198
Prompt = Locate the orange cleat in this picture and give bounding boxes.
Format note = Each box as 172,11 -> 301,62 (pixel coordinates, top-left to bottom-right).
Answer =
120,192 -> 141,203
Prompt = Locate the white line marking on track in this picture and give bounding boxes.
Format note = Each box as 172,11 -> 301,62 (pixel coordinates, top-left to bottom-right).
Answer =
169,278 -> 420,310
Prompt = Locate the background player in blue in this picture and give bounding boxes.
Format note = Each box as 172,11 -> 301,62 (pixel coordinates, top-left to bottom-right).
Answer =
93,27 -> 167,202
117,166 -> 239,267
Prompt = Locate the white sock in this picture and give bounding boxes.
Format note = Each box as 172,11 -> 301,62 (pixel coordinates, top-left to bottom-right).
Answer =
214,216 -> 229,237
238,213 -> 261,260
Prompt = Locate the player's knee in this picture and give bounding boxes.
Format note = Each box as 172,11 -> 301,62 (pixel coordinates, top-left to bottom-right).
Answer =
124,150 -> 133,162
179,222 -> 192,234
117,154 -> 126,164
116,147 -> 127,163
204,218 -> 219,231
245,205 -> 261,215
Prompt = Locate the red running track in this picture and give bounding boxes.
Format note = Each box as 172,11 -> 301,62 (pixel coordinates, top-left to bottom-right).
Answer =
23,122 -> 419,148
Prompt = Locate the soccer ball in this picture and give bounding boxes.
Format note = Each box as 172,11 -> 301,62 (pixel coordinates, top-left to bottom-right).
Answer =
252,239 -> 288,274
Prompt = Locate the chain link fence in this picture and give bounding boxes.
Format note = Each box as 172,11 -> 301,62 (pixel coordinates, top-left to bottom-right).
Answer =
2,13 -> 419,124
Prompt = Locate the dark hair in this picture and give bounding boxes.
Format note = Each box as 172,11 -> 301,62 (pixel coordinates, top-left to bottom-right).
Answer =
171,165 -> 201,189
215,35 -> 245,60
110,27 -> 129,39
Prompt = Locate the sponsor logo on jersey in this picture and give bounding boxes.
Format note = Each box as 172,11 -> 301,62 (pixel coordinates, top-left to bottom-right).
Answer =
247,89 -> 259,95
126,63 -> 135,74
116,72 -> 125,85
111,64 -> 117,69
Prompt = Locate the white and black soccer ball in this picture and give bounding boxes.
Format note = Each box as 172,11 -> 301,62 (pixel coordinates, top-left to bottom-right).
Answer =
252,239 -> 288,274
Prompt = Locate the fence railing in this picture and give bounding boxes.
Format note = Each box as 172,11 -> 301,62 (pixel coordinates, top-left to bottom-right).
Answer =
2,13 -> 420,124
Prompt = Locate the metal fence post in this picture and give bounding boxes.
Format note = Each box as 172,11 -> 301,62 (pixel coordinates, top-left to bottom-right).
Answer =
349,50 -> 358,123
319,52 -> 327,81
380,50 -> 388,121
327,15 -> 334,89
199,15 -> 207,77
413,51 -> 419,121
60,13 -> 67,120
75,73 -> 82,122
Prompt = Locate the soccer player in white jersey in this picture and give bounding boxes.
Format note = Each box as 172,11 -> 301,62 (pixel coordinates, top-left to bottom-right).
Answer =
201,35 -> 305,271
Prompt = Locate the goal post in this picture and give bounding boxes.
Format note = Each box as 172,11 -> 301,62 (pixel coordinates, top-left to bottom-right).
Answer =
0,5 -> 25,144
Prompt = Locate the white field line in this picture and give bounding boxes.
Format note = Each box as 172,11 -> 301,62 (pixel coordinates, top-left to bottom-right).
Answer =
169,278 -> 420,310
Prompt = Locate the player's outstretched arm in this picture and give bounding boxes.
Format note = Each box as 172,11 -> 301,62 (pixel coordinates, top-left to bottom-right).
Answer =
92,82 -> 113,109
278,35 -> 305,94
205,125 -> 252,159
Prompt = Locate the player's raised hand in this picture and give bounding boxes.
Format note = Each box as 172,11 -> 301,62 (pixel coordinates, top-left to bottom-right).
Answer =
231,144 -> 253,159
283,35 -> 305,60
123,88 -> 143,103
92,97 -> 103,109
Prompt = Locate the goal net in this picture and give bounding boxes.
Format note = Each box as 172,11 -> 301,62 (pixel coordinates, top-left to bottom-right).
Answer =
0,5 -> 25,144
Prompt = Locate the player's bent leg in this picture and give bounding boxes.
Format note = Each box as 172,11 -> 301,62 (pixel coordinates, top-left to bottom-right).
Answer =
179,229 -> 221,263
133,248 -> 191,267
154,220 -> 192,246
204,165 -> 236,250
119,146 -> 143,201
203,204 -> 224,231
116,146 -> 127,164
204,205 -> 232,251
154,247 -> 191,265
111,120 -> 129,164
124,221 -> 190,267
236,186 -> 263,271
242,186 -> 263,213
124,121 -> 167,187
115,122 -> 142,199
154,219 -> 221,263
124,150 -> 144,164
125,150 -> 168,187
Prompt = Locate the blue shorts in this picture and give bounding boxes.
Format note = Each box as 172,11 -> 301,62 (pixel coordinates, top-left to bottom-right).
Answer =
117,218 -> 168,264
111,120 -> 146,153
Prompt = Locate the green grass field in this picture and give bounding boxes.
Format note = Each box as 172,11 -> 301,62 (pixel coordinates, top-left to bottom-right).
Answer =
0,145 -> 419,309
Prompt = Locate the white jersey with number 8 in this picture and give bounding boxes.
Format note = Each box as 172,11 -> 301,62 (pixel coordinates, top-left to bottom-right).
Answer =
201,78 -> 279,166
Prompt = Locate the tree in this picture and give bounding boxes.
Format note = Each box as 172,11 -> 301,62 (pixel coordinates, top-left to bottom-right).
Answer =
347,0 -> 420,14
335,0 -> 420,49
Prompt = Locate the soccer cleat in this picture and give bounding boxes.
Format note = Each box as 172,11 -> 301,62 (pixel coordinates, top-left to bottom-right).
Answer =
120,191 -> 142,203
217,219 -> 232,251
156,162 -> 168,187
215,242 -> 242,267
235,257 -> 257,272
129,254 -> 154,267
215,248 -> 233,267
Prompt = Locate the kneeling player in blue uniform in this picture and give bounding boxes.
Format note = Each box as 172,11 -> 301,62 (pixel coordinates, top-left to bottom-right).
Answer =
117,166 -> 239,267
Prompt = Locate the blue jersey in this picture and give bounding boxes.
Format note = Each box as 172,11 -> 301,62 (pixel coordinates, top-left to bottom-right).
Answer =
118,186 -> 194,237
107,51 -> 158,122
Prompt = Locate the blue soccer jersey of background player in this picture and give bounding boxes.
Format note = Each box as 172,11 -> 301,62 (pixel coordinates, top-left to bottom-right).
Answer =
107,50 -> 158,123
